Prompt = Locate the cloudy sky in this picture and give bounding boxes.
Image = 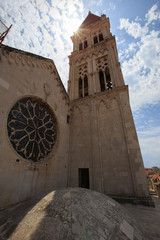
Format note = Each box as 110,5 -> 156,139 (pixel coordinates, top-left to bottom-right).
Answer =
0,0 -> 160,167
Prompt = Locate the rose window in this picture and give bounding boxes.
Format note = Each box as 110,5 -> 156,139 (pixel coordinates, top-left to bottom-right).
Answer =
7,97 -> 58,161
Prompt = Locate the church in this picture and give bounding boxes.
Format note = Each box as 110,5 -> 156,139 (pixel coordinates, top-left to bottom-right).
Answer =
0,12 -> 153,209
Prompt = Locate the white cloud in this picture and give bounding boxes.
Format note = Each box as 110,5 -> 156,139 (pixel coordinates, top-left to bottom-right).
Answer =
138,126 -> 160,167
119,4 -> 160,111
145,4 -> 160,25
97,0 -> 103,6
139,136 -> 160,167
119,18 -> 148,39
116,38 -> 125,45
108,2 -> 116,11
1,0 -> 84,88
88,0 -> 103,7
135,16 -> 142,22
122,30 -> 160,111
138,126 -> 160,137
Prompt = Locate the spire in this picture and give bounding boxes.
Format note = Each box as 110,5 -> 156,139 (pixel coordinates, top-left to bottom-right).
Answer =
78,12 -> 101,30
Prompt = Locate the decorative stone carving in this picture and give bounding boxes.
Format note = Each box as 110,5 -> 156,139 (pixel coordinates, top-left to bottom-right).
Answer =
78,64 -> 88,78
43,83 -> 51,96
96,55 -> 109,71
30,82 -> 36,94
7,97 -> 58,161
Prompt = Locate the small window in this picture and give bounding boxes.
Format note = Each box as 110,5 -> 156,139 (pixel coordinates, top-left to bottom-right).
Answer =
84,40 -> 88,49
94,36 -> 98,44
79,43 -> 83,51
99,33 -> 104,41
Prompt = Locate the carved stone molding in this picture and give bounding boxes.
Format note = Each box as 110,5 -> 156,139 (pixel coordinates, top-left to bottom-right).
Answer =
43,83 -> 51,96
7,97 -> 58,161
1,46 -> 55,74
30,82 -> 36,94
97,99 -> 111,110
1,45 -> 70,107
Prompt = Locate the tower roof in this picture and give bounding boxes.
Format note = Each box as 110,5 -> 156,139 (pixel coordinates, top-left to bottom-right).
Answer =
79,11 -> 101,29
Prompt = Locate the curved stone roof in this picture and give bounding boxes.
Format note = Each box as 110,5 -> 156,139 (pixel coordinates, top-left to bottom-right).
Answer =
0,188 -> 144,240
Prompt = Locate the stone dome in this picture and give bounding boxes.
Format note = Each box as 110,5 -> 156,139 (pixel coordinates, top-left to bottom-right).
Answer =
1,188 -> 144,240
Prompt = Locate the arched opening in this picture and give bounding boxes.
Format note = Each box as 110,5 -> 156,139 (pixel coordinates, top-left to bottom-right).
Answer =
79,77 -> 83,98
99,70 -> 105,91
105,67 -> 112,90
84,75 -> 88,96
79,43 -> 83,51
84,40 -> 88,49
99,33 -> 104,41
94,36 -> 98,44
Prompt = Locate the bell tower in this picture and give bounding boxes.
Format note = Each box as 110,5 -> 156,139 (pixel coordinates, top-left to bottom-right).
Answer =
68,11 -> 124,100
68,12 -> 153,205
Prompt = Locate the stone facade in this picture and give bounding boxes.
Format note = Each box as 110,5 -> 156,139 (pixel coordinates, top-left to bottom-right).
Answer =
68,87 -> 149,199
68,12 -> 151,204
0,46 -> 70,208
0,12 -> 152,208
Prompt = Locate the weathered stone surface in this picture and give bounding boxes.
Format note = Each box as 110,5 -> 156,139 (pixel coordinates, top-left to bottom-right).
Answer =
68,13 -> 151,204
0,45 -> 70,208
124,196 -> 160,240
0,188 -> 144,240
0,12 -> 152,209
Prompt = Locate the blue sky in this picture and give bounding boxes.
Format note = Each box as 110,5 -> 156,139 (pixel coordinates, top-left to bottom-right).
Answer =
0,0 -> 160,167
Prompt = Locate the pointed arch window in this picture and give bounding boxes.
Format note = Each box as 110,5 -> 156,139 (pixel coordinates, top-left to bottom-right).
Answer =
99,70 -> 105,92
105,67 -> 112,90
99,33 -> 104,41
79,42 -> 83,51
94,36 -> 98,44
79,77 -> 83,98
78,75 -> 89,98
84,40 -> 88,49
84,75 -> 88,96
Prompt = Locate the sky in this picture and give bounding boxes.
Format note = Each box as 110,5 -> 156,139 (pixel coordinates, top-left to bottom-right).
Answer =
0,0 -> 160,167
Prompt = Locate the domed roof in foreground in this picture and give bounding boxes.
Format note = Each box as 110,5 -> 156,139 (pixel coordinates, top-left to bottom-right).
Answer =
2,188 -> 144,240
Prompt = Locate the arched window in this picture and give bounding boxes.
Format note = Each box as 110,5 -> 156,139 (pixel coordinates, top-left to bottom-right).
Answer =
99,70 -> 105,92
79,77 -> 83,98
84,75 -> 88,96
84,40 -> 88,49
94,36 -> 98,44
78,75 -> 89,98
79,43 -> 83,51
99,33 -> 104,41
105,67 -> 112,90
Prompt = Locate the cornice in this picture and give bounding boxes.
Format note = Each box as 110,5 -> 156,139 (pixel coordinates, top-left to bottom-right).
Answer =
1,44 -> 54,69
69,35 -> 114,62
70,85 -> 128,107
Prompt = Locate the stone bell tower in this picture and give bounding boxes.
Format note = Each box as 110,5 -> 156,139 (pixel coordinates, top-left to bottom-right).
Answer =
67,12 -> 153,205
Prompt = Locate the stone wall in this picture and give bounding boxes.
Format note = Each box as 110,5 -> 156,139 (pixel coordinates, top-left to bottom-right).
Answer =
0,45 -> 70,208
68,86 -> 150,200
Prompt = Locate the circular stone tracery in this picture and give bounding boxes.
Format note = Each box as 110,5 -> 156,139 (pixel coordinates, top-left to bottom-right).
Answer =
7,97 -> 58,161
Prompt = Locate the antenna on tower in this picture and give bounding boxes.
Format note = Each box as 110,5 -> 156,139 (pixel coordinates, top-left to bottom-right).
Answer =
0,20 -> 12,45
